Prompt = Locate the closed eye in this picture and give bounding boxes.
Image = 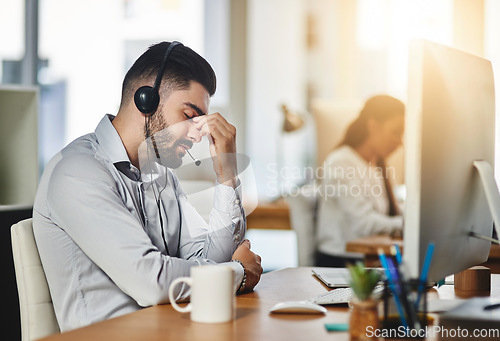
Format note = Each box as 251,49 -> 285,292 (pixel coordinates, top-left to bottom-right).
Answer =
184,113 -> 193,120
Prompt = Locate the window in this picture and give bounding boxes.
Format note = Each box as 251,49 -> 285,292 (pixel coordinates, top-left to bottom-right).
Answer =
0,0 -> 24,83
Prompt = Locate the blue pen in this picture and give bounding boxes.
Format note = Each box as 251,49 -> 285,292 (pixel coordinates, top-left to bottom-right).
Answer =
392,244 -> 403,265
415,242 -> 435,309
377,249 -> 408,328
385,256 -> 402,294
386,256 -> 419,330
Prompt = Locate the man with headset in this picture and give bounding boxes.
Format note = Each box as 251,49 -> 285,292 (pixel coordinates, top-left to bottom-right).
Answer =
33,41 -> 262,332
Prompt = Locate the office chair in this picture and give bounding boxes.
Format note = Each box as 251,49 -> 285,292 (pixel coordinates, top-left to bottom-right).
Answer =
11,218 -> 60,341
285,184 -> 319,266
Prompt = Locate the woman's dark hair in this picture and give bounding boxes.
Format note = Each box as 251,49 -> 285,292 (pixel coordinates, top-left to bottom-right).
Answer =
338,95 -> 405,216
339,95 -> 405,148
120,41 -> 216,108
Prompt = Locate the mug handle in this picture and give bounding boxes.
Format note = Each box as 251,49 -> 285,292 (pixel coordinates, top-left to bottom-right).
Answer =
168,277 -> 192,313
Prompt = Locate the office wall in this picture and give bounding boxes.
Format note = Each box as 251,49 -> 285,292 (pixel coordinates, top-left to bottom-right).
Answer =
246,0 -> 307,200
0,87 -> 38,205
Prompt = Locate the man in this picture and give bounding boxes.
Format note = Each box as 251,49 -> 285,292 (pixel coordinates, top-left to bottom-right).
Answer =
33,41 -> 262,332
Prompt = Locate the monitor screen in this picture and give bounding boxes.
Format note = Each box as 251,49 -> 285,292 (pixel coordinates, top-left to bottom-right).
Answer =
403,40 -> 497,282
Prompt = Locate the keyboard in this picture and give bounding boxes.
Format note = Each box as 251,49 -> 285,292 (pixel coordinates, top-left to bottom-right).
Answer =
308,285 -> 385,305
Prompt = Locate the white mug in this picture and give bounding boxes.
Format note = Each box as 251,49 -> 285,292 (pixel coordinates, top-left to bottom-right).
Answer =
168,265 -> 235,323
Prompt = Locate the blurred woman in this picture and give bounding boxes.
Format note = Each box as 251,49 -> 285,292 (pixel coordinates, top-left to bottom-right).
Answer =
315,95 -> 405,267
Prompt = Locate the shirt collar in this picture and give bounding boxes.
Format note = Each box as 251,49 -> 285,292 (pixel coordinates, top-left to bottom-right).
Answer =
343,145 -> 372,168
95,114 -> 141,181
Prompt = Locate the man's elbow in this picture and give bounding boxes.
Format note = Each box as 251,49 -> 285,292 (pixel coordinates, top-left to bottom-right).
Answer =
134,286 -> 170,307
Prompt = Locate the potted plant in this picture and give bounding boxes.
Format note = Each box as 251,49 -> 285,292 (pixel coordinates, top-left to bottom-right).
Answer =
348,262 -> 382,341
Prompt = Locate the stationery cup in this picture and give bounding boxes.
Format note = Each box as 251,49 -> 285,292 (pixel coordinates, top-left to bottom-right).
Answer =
168,265 -> 235,323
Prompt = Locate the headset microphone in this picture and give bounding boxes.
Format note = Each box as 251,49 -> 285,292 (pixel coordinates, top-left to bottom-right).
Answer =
186,150 -> 201,166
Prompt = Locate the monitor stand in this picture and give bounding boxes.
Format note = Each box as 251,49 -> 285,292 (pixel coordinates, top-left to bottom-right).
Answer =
469,160 -> 500,245
454,265 -> 491,298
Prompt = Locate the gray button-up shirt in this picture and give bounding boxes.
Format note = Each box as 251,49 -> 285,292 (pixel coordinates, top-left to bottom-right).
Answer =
33,115 -> 245,331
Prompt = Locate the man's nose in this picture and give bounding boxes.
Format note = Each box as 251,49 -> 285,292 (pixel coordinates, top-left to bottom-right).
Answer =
187,121 -> 203,143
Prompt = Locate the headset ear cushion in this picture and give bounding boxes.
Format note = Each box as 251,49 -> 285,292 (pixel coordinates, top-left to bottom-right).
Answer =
134,86 -> 160,115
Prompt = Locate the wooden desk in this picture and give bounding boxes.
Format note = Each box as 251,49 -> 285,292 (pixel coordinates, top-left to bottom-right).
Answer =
37,268 -> 500,341
38,268 -> 349,341
346,235 -> 500,274
346,235 -> 403,267
246,199 -> 291,230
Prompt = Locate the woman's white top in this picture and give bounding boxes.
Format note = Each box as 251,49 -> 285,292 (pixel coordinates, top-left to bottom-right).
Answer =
316,145 -> 403,256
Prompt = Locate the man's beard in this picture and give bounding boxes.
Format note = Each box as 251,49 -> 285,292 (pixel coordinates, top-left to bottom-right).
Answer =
146,108 -> 168,137
144,111 -> 192,169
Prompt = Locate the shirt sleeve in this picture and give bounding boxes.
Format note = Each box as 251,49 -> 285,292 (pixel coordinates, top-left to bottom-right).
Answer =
44,155 -> 243,307
172,173 -> 246,264
326,179 -> 403,237
323,159 -> 403,238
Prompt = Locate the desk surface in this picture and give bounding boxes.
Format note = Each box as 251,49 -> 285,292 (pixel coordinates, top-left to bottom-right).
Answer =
38,267 -> 348,341
38,267 -> 500,341
345,235 -> 403,267
346,235 -> 500,273
246,199 -> 291,230
346,235 -> 402,255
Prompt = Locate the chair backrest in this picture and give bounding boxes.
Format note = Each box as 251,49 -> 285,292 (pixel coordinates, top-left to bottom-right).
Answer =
311,99 -> 362,168
11,218 -> 60,341
285,184 -> 320,266
311,98 -> 404,185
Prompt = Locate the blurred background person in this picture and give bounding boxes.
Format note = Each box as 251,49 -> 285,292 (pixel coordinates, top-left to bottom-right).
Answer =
315,95 -> 405,267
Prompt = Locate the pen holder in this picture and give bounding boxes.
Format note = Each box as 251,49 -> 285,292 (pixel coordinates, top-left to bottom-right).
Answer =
381,279 -> 429,340
349,297 -> 380,341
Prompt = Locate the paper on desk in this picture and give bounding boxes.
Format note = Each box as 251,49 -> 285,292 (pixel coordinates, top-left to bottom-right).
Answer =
440,297 -> 500,321
421,299 -> 464,313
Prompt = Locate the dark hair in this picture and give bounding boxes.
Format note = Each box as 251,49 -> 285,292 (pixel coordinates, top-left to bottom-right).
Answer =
120,41 -> 217,108
339,95 -> 405,148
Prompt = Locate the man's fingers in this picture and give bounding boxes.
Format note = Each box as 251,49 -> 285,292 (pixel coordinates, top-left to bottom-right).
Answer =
241,239 -> 251,249
193,113 -> 235,137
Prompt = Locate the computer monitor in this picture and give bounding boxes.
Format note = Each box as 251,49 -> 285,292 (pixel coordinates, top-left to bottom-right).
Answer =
403,40 -> 500,282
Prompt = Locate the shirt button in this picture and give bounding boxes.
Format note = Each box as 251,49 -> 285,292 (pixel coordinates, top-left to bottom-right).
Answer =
235,199 -> 240,205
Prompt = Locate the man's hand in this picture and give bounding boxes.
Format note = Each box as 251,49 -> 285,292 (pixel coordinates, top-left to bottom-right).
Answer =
231,239 -> 262,293
192,113 -> 237,187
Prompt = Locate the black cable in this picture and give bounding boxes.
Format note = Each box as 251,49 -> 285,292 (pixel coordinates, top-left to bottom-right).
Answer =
157,197 -> 169,255
145,115 -> 170,255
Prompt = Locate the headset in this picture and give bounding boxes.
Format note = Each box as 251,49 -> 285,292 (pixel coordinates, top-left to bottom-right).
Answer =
134,41 -> 201,166
134,41 -> 183,116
